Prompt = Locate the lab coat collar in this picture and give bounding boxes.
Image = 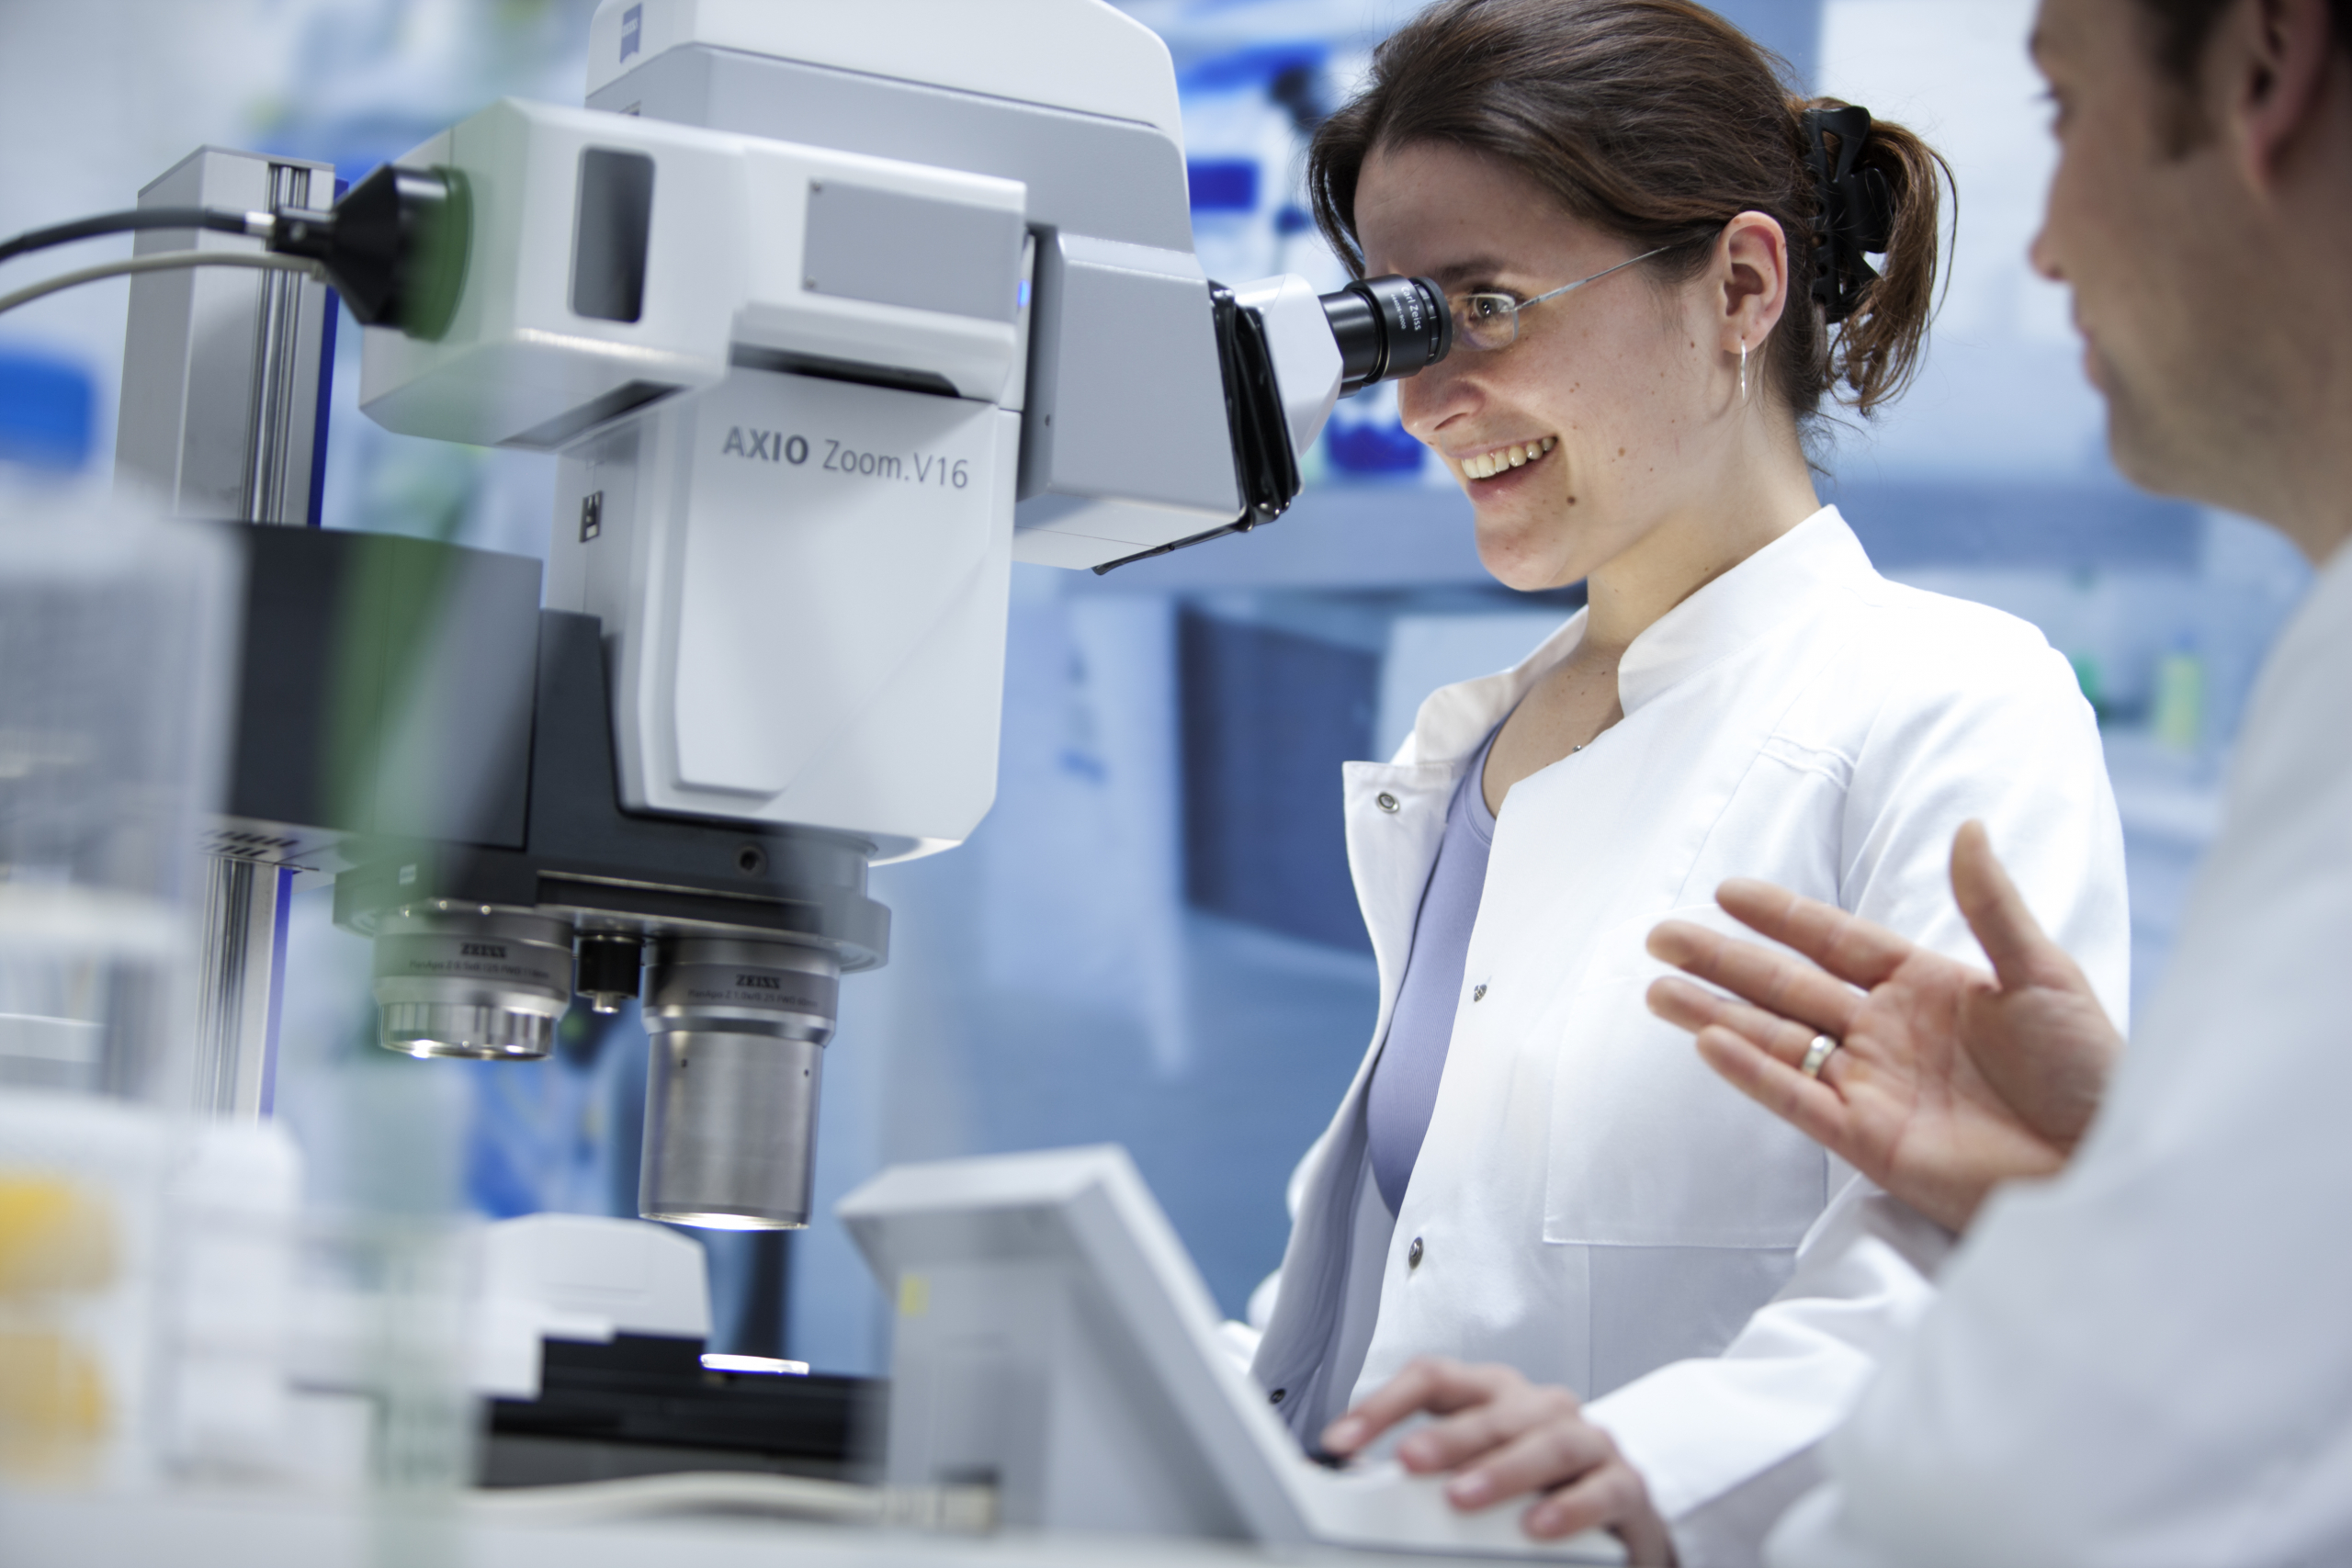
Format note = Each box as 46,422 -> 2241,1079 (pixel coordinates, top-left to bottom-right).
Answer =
1404,504 -> 1869,765
1404,626 -> 1582,768
1618,504 -> 1870,715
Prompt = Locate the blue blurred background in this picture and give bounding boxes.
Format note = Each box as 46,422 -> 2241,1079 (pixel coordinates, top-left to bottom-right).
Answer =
0,0 -> 2307,1376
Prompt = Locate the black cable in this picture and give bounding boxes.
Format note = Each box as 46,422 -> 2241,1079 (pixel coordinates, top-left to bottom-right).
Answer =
0,207 -> 265,269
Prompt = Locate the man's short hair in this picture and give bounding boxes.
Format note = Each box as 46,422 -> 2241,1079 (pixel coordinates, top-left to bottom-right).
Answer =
2137,0 -> 2352,152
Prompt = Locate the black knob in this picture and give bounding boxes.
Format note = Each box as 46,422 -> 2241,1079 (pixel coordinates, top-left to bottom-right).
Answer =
573,932 -> 645,1015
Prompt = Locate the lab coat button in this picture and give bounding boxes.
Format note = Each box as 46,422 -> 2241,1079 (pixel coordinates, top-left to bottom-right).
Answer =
1408,1236 -> 1424,1269
1375,792 -> 1399,813
1472,984 -> 1487,1001
1270,1388 -> 1287,1405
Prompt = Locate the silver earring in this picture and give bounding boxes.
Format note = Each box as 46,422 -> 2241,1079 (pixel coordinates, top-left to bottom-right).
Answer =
1739,340 -> 1749,402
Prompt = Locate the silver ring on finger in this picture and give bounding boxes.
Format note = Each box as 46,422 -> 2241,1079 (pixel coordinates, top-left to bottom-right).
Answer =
1799,1032 -> 1840,1079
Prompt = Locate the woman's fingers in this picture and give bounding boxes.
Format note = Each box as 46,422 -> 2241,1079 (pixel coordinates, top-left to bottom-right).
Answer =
1711,878 -> 1917,991
1322,1358 -> 1507,1455
1336,1364 -> 1672,1561
1523,1465 -> 1673,1563
1645,922 -> 1865,1039
1397,1382 -> 1578,1476
1442,1409 -> 1614,1509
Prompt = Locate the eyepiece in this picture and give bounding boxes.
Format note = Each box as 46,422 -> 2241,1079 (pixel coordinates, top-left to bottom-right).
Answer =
1321,275 -> 1452,394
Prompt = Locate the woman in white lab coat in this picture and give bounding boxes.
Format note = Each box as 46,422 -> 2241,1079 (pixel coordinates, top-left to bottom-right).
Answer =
1238,3 -> 2131,1563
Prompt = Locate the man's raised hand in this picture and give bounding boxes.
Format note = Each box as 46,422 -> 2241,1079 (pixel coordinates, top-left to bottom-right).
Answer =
1643,821 -> 2121,1233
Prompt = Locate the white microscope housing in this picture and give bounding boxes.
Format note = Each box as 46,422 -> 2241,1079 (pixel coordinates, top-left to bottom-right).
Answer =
341,0 -> 1444,1230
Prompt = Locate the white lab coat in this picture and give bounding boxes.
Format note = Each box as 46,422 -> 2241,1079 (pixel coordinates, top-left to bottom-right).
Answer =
1766,537 -> 2352,1568
1244,507 -> 2132,1567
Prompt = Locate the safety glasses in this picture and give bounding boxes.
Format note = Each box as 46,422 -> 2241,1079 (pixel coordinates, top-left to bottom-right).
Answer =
1449,246 -> 1668,353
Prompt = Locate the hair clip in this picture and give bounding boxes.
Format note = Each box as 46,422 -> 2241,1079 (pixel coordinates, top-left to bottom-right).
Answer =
1801,105 -> 1896,323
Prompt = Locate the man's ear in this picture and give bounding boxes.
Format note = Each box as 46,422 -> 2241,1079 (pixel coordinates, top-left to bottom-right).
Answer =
2230,0 -> 2335,186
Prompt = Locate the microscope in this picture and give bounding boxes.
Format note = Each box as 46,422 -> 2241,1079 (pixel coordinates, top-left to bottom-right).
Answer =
6,11 -> 1638,1553
233,0 -> 1452,1233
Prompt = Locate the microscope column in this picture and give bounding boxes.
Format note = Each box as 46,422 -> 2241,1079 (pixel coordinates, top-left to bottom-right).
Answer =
114,147 -> 337,1118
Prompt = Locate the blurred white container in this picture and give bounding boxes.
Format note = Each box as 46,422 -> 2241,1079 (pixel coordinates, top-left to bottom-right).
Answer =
0,472 -> 238,1106
0,1086 -> 301,1490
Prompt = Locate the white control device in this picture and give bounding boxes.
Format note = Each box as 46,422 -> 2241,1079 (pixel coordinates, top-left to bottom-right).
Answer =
840,1146 -> 1626,1562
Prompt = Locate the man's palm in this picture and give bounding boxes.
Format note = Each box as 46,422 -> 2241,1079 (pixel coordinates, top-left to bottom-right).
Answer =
1645,822 -> 2122,1233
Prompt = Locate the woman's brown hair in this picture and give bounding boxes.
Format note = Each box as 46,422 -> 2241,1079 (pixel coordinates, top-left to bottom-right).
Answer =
1305,0 -> 1951,422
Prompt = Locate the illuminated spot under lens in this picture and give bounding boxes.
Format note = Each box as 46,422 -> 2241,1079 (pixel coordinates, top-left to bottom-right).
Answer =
648,1210 -> 808,1231
702,1353 -> 809,1376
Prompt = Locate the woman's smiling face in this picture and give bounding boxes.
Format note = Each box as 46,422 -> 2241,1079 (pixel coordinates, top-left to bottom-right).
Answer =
1354,140 -> 1734,592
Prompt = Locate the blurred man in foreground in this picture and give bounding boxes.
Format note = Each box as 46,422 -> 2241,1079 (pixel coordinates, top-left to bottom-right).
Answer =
1645,0 -> 2352,1561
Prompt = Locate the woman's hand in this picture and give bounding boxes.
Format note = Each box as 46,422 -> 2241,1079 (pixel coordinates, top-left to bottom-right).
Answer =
1644,821 -> 2121,1232
1320,1358 -> 1675,1564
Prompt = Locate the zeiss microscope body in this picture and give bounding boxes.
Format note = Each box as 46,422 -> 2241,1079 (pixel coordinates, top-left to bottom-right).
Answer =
317,0 -> 1442,1231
